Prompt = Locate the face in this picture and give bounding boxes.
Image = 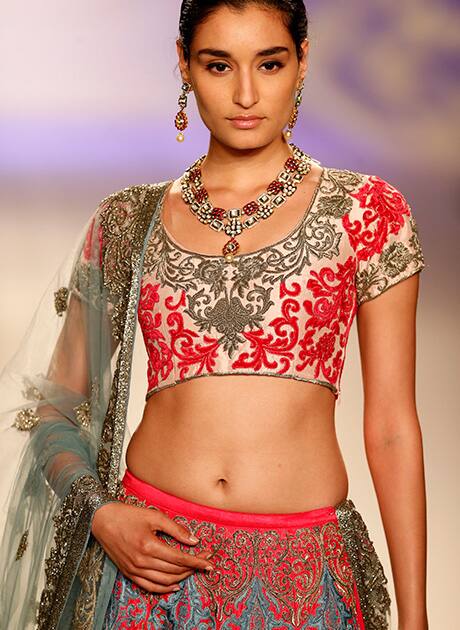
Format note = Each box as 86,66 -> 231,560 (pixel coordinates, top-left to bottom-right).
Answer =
177,4 -> 309,151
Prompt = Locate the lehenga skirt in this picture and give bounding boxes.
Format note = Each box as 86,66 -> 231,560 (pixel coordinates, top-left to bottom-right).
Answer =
102,470 -> 391,629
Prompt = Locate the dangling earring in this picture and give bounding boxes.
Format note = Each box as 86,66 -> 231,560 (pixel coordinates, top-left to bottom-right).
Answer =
284,80 -> 304,140
175,81 -> 192,142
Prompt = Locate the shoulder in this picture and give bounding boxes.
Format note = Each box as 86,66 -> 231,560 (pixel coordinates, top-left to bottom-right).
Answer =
322,164 -> 419,241
80,181 -> 170,296
322,164 -> 410,211
95,180 -> 171,230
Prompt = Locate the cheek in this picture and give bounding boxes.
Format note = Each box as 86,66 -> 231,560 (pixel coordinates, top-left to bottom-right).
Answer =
194,83 -> 228,117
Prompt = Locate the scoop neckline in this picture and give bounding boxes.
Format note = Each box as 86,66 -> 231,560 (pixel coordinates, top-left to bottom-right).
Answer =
156,165 -> 326,260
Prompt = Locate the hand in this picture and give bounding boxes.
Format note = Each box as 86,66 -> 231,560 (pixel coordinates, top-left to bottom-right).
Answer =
91,501 -> 215,594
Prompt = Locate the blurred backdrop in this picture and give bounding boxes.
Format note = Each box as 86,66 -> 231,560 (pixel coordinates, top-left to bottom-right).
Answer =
1,1 -> 459,626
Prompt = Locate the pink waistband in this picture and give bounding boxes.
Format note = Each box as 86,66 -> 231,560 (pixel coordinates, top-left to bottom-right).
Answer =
121,469 -> 338,529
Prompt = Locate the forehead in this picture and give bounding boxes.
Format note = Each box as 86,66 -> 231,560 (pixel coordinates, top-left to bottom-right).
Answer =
190,4 -> 293,52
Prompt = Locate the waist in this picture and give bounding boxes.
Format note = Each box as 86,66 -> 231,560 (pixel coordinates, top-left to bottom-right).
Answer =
121,468 -> 342,529
126,408 -> 348,513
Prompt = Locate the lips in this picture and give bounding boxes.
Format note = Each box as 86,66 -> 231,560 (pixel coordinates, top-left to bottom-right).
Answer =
228,116 -> 264,129
230,116 -> 263,121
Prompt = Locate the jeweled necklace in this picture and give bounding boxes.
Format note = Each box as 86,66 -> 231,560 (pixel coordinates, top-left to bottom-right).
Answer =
180,143 -> 314,263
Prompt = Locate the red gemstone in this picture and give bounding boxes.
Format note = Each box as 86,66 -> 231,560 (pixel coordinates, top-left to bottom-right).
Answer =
175,111 -> 188,131
194,187 -> 208,203
189,168 -> 201,183
267,180 -> 283,195
211,207 -> 226,220
223,238 -> 240,256
285,157 -> 299,171
243,201 -> 259,216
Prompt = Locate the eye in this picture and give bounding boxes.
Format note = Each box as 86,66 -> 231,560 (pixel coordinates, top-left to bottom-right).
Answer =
206,62 -> 231,74
260,60 -> 284,72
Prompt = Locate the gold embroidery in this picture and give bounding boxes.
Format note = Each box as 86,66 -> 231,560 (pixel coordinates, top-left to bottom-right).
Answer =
15,529 -> 29,560
336,498 -> 391,630
116,487 -> 360,626
97,183 -> 166,495
73,380 -> 99,429
74,400 -> 91,428
99,184 -> 165,340
72,540 -> 106,630
13,408 -> 40,431
36,475 -> 112,629
54,287 -> 69,316
35,183 -> 170,628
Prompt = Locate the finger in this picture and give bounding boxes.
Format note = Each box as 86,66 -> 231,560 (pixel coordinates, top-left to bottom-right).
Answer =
128,574 -> 182,594
134,567 -> 195,585
141,555 -> 200,575
150,542 -> 215,572
137,535 -> 215,572
152,511 -> 200,546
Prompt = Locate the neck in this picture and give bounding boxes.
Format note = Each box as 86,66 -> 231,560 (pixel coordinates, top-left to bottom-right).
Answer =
200,135 -> 297,192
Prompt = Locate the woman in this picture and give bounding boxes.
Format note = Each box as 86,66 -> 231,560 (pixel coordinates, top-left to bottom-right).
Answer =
0,1 -> 428,628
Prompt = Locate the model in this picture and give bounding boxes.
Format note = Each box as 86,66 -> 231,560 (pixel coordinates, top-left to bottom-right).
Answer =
0,1 -> 428,628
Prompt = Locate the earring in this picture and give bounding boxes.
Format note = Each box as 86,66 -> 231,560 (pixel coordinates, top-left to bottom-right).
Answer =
175,81 -> 192,142
284,80 -> 304,140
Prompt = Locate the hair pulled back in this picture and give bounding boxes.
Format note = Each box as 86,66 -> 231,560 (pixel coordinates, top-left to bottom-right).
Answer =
178,0 -> 309,63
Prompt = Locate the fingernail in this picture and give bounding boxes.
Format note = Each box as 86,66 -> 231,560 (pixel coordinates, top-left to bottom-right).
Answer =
205,552 -> 213,559
189,535 -> 199,543
173,585 -> 181,591
205,565 -> 214,572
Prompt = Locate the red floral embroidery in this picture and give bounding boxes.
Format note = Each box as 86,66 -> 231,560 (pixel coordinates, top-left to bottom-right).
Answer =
297,256 -> 357,387
138,283 -> 174,389
139,284 -> 222,390
231,280 -> 302,374
166,291 -> 220,380
343,175 -> 410,262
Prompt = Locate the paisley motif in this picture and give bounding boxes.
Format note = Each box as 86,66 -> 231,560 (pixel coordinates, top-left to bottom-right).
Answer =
102,480 -> 370,629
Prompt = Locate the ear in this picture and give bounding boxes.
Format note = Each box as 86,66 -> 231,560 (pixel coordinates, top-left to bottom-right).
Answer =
176,39 -> 192,85
298,38 -> 309,84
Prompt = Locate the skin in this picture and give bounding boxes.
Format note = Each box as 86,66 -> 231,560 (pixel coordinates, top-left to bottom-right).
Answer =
92,5 -> 428,626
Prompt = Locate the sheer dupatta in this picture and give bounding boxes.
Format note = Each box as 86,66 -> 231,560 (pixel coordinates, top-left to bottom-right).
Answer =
0,182 -> 168,629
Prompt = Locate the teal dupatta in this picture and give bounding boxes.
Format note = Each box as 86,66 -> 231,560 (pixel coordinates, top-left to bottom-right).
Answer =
0,181 -> 170,629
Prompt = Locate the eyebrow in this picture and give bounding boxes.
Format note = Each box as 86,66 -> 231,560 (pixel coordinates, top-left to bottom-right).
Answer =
197,46 -> 290,58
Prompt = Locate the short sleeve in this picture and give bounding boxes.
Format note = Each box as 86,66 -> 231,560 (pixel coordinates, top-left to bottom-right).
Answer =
349,175 -> 426,305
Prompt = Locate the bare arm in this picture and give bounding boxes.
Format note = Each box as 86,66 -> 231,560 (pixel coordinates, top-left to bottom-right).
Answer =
356,272 -> 428,630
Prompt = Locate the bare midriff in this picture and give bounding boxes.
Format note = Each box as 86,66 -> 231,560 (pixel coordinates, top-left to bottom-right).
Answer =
125,376 -> 349,514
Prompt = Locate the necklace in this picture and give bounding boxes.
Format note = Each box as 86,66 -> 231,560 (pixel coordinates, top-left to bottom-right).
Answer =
180,143 -> 314,263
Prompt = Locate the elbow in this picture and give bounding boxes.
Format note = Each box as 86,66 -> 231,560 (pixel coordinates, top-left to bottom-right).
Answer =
363,409 -> 423,452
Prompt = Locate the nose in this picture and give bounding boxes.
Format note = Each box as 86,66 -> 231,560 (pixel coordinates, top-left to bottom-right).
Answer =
232,69 -> 259,109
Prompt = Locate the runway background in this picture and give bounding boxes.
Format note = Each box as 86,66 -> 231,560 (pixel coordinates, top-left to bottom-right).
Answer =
1,1 -> 459,626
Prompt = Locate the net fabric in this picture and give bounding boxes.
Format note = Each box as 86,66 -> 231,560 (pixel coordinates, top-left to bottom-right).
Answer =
0,193 -> 126,629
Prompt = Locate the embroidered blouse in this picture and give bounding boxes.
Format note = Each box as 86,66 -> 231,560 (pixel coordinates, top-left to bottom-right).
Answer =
137,165 -> 426,402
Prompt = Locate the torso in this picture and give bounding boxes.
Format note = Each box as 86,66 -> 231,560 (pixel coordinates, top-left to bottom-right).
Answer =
125,161 -> 349,513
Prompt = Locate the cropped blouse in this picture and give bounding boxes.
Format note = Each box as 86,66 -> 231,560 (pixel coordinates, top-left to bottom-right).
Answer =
137,165 -> 426,402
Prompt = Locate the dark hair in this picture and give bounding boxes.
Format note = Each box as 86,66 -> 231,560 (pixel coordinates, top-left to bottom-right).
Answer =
178,0 -> 309,63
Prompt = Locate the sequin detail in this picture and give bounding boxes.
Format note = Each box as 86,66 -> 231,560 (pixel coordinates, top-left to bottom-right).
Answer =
13,408 -> 40,431
336,499 -> 391,629
36,476 -> 113,629
96,183 -> 164,496
54,286 -> 69,316
15,529 -> 29,560
72,539 -> 106,630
